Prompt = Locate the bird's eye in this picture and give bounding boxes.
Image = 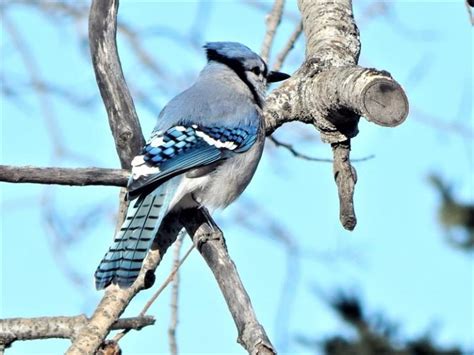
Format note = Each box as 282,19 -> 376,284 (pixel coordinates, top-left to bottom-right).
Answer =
251,67 -> 261,75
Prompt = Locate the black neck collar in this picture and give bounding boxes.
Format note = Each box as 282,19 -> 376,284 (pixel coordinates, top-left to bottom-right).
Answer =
206,50 -> 263,108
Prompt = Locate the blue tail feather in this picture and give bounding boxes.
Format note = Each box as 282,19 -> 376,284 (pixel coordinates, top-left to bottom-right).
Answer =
95,178 -> 179,289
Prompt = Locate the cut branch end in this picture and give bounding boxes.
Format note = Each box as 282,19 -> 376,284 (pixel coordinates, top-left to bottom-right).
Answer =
362,78 -> 409,127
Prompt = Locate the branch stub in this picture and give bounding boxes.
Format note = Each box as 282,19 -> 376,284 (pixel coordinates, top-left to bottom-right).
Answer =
362,79 -> 409,127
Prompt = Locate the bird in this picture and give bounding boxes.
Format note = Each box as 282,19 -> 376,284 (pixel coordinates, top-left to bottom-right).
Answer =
94,42 -> 290,290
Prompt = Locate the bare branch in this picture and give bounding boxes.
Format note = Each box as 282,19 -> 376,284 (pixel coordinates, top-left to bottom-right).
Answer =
139,240 -> 194,317
180,208 -> 276,355
261,0 -> 409,229
67,214 -> 183,354
269,137 -> 374,163
269,136 -> 333,162
110,236 -> 191,347
0,315 -> 154,348
0,165 -> 128,187
66,2 -> 168,352
2,0 -> 410,352
264,0 -> 409,138
264,66 -> 408,140
88,0 -> 144,168
260,0 -> 285,63
168,236 -> 183,355
63,1 -> 277,353
272,20 -> 303,72
332,141 -> 357,230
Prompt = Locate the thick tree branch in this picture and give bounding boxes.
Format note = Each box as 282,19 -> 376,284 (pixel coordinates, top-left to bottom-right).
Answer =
263,0 -> 408,229
88,0 -> 146,233
0,165 -> 128,186
3,0 -> 410,352
88,0 -> 144,168
299,0 -> 360,65
67,1 -> 278,353
263,0 -> 408,136
66,1 -> 162,353
0,316 -> 154,348
180,209 -> 276,355
264,65 -> 408,141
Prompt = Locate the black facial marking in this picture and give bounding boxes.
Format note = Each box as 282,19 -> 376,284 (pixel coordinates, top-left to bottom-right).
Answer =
206,49 -> 263,108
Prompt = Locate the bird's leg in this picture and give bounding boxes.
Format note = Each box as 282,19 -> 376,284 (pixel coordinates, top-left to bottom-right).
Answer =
180,208 -> 226,252
196,207 -> 226,251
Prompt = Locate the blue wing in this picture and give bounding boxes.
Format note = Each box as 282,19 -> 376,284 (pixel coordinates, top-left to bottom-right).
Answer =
127,123 -> 258,199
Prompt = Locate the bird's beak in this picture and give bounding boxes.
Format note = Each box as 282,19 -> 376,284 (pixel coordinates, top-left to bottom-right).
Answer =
267,70 -> 291,83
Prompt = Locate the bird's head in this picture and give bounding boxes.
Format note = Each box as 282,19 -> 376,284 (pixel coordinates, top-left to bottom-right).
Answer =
204,42 -> 290,105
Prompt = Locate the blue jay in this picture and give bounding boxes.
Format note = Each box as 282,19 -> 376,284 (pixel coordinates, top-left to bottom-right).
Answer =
95,42 -> 290,289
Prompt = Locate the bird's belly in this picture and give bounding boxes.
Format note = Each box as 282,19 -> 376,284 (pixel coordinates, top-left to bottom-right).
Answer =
197,140 -> 264,209
169,141 -> 264,212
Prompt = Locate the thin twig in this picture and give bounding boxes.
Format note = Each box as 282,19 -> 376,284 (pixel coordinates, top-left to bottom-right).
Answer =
269,136 -> 374,163
273,20 -> 303,72
112,240 -> 193,343
332,140 -> 357,230
139,242 -> 195,317
260,0 -> 285,63
168,234 -> 184,355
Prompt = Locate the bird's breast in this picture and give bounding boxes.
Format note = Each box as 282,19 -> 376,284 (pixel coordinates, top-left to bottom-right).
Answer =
198,129 -> 265,209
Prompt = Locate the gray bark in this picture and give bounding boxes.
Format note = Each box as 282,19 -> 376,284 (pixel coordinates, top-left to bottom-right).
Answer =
88,0 -> 144,168
180,209 -> 276,354
263,0 -> 408,230
2,0 -> 409,353
265,0 -> 408,139
66,213 -> 182,355
0,165 -> 128,187
0,316 -> 154,348
68,0 -> 280,353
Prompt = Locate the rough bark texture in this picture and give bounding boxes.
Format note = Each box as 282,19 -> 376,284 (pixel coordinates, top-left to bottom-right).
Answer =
88,0 -> 145,233
67,0 -> 280,353
0,165 -> 128,187
332,141 -> 357,230
88,0 -> 144,168
263,0 -> 408,230
264,0 -> 408,141
66,214 -> 182,355
180,209 -> 276,355
264,60 -> 408,142
66,3 -> 176,353
2,0 -> 409,352
0,316 -> 154,348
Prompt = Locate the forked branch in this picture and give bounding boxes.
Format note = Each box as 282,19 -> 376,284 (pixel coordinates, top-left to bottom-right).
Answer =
263,0 -> 408,229
66,0 -> 275,354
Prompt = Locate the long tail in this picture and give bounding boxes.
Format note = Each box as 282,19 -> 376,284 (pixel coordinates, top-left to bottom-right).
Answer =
95,179 -> 178,289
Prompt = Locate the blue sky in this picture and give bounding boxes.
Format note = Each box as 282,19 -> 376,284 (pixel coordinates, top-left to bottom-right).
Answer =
1,1 -> 473,354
